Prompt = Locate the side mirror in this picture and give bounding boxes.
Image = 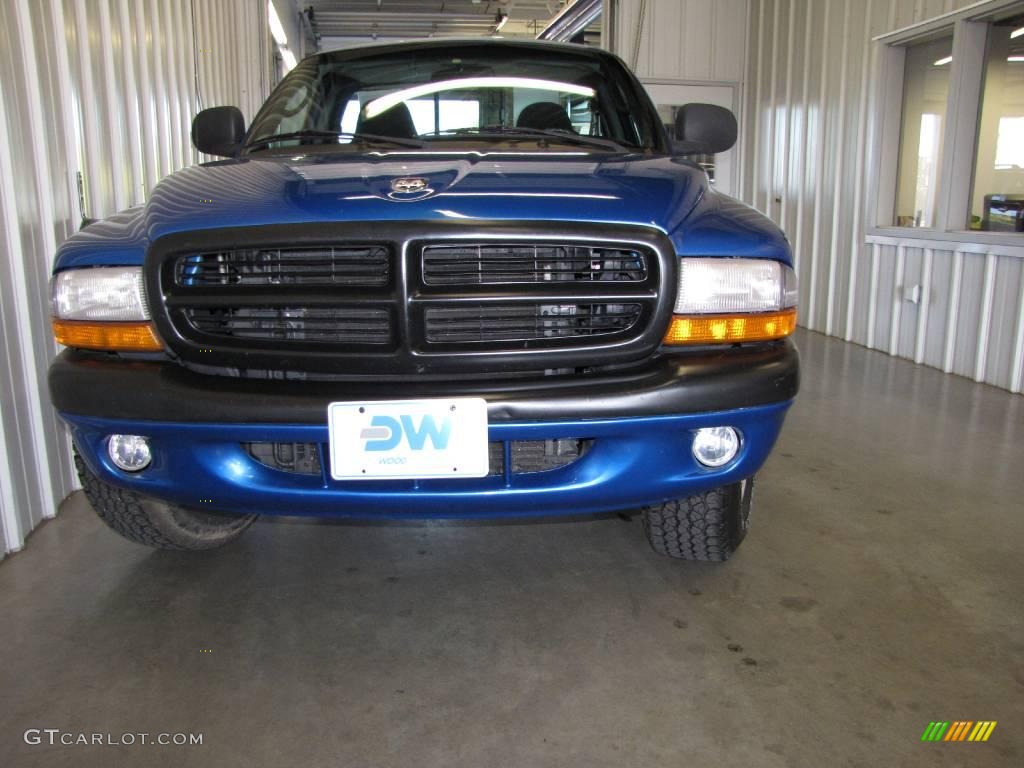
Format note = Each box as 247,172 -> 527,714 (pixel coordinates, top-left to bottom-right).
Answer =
191,106 -> 245,157
673,103 -> 737,155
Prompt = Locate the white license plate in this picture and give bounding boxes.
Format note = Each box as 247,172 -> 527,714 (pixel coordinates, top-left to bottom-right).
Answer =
327,398 -> 489,480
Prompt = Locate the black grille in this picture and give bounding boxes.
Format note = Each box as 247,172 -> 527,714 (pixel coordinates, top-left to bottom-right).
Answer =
246,442 -> 321,475
150,223 -> 673,377
422,244 -> 646,285
424,303 -> 642,343
186,307 -> 392,344
176,246 -> 390,287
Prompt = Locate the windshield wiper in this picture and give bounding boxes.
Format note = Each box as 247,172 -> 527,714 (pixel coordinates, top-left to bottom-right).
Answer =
442,125 -> 629,152
245,130 -> 427,150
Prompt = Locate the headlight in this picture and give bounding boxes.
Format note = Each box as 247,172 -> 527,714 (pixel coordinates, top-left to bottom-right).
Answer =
664,258 -> 798,345
674,258 -> 797,314
50,267 -> 162,352
51,267 -> 149,321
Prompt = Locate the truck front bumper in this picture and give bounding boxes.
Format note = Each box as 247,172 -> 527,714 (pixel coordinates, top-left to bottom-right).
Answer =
50,341 -> 799,519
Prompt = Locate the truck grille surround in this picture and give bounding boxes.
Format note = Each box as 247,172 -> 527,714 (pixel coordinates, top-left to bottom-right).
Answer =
146,223 -> 675,378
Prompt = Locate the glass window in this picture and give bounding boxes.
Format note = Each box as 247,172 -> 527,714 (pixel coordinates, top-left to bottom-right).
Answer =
244,43 -> 667,153
968,15 -> 1024,232
893,34 -> 954,228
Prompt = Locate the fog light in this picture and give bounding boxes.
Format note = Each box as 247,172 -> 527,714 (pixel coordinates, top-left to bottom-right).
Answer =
107,434 -> 152,472
692,427 -> 740,468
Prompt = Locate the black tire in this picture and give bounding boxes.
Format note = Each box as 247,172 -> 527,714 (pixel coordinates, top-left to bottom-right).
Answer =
642,476 -> 754,562
75,452 -> 256,550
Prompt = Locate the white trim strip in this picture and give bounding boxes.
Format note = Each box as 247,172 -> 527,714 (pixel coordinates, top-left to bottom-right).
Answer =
1010,267 -> 1024,393
914,247 -> 934,363
793,0 -> 814,280
867,243 -> 880,348
808,0 -> 833,330
942,250 -> 964,372
890,244 -> 906,356
974,252 -> 997,382
0,83 -> 28,554
12,0 -> 59,521
826,0 -> 853,337
845,0 -> 874,342
780,0 -> 796,232
765,0 -> 780,219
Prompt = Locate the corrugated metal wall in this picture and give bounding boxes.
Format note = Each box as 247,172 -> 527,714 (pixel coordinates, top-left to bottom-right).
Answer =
0,0 -> 270,556
741,0 -> 1024,393
612,0 -> 749,82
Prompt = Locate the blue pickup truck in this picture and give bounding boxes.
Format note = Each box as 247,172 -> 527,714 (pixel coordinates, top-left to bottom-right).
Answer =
48,39 -> 798,561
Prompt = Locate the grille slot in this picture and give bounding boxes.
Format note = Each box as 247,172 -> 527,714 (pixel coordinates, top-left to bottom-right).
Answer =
176,246 -> 390,287
424,303 -> 642,343
186,307 -> 392,344
246,442 -> 321,475
490,440 -> 590,476
422,244 -> 647,285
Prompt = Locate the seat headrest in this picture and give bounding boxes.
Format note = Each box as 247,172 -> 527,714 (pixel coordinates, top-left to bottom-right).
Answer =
515,102 -> 574,133
357,102 -> 417,138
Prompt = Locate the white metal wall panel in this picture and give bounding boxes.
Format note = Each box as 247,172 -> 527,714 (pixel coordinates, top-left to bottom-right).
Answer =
741,0 -> 1024,393
613,0 -> 749,82
0,0 -> 269,555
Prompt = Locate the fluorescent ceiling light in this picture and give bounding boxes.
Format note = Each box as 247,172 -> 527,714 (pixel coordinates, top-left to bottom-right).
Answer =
1010,26 -> 1024,38
934,55 -> 953,66
494,12 -> 508,33
281,47 -> 297,72
365,77 -> 595,119
1008,55 -> 1024,62
268,1 -> 288,47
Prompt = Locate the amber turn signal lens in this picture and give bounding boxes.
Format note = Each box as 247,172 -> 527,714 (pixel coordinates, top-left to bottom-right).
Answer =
52,319 -> 163,352
663,308 -> 797,345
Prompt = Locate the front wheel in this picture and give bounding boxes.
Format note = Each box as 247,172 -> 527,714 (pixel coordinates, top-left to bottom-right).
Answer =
641,477 -> 754,562
75,452 -> 257,550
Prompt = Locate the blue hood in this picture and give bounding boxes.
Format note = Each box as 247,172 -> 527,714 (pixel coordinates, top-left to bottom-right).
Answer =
55,152 -> 791,270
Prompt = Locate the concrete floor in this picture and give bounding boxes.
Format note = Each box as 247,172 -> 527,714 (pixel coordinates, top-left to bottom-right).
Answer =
1,328 -> 1022,767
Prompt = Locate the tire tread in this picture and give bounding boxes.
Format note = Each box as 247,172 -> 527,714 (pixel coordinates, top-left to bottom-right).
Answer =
75,453 -> 254,550
641,481 -> 749,562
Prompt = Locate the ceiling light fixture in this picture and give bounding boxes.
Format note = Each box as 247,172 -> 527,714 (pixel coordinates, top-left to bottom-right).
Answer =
1008,55 -> 1024,62
494,12 -> 508,33
934,55 -> 953,66
1010,26 -> 1024,38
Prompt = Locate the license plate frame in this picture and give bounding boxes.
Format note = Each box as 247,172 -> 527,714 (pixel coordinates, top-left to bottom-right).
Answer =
327,398 -> 489,480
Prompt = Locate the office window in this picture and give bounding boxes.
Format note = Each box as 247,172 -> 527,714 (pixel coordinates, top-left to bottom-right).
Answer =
969,14 -> 1024,232
873,1 -> 1024,241
893,35 -> 953,228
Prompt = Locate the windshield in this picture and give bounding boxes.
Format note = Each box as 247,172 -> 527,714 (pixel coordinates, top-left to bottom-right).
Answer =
245,43 -> 666,153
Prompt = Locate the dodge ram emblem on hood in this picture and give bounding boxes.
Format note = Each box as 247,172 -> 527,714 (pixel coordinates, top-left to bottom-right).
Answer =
391,177 -> 429,193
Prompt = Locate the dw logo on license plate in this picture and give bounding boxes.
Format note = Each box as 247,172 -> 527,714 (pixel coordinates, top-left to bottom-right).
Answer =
327,398 -> 489,480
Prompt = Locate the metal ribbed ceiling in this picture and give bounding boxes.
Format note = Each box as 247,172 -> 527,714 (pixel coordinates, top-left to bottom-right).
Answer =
304,0 -> 573,42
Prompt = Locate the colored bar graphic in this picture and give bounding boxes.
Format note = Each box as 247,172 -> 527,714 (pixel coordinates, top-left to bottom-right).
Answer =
944,721 -> 972,741
922,720 -> 996,742
970,722 -> 997,742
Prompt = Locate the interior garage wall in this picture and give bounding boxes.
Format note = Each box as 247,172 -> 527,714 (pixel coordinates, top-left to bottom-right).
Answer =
741,0 -> 1024,393
609,0 -> 749,81
0,0 -> 269,557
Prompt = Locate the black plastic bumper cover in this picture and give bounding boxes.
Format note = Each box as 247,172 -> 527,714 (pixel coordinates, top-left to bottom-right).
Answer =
49,340 -> 799,424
